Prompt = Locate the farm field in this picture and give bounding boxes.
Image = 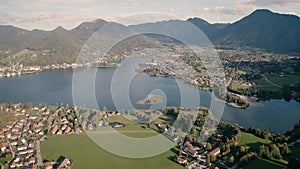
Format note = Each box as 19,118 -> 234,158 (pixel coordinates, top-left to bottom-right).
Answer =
243,158 -> 284,169
41,134 -> 184,169
238,132 -> 272,150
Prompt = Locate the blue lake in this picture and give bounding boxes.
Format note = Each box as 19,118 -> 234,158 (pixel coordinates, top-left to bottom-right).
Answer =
0,64 -> 299,133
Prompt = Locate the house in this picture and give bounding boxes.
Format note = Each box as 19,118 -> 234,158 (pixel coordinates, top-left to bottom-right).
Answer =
0,142 -> 7,152
11,141 -> 18,146
201,142 -> 207,148
37,121 -> 44,127
109,122 -> 125,128
10,162 -> 17,168
4,148 -> 11,154
29,157 -> 36,164
17,145 -> 27,151
184,146 -> 198,157
209,147 -> 220,156
57,157 -> 71,169
44,162 -> 53,169
57,130 -> 63,135
29,116 -> 38,120
64,127 -> 72,134
81,121 -> 87,130
51,125 -> 59,134
11,134 -> 19,140
6,131 -> 12,139
61,124 -> 68,131
177,156 -> 188,166
30,164 -> 37,169
88,124 -> 93,130
0,132 -> 4,139
13,125 -> 19,130
157,124 -> 168,133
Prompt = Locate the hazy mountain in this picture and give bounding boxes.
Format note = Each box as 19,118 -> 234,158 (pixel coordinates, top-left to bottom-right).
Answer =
23,26 -> 84,65
0,25 -> 48,51
213,9 -> 300,53
72,19 -> 108,41
0,9 -> 300,66
187,17 -> 229,39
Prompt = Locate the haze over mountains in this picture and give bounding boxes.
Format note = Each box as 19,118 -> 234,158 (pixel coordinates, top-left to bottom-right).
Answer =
0,9 -> 299,65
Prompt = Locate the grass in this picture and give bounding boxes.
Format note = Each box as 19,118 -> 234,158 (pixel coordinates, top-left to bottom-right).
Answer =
107,115 -> 158,138
41,134 -> 184,169
243,158 -> 285,169
285,147 -> 300,161
107,114 -> 177,138
252,79 -> 281,92
229,80 -> 251,91
238,132 -> 272,151
238,132 -> 289,166
252,74 -> 300,92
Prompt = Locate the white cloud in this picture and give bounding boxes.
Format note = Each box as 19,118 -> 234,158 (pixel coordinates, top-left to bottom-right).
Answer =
244,0 -> 300,7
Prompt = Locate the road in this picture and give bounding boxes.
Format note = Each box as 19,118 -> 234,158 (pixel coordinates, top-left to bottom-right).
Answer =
36,140 -> 43,167
8,141 -> 15,159
288,138 -> 300,146
262,74 -> 282,88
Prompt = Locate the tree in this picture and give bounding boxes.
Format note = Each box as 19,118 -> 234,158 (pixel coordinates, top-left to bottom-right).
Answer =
191,126 -> 197,135
225,143 -> 231,153
270,144 -> 282,159
288,158 -> 300,169
280,143 -> 291,156
74,120 -> 79,128
206,155 -> 211,167
206,142 -> 212,151
258,145 -> 271,159
229,156 -> 235,164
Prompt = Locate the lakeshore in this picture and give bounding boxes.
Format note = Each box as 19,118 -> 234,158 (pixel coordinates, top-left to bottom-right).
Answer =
0,68 -> 299,134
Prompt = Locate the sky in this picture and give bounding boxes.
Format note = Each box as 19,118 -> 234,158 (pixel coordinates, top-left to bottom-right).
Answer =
0,0 -> 299,30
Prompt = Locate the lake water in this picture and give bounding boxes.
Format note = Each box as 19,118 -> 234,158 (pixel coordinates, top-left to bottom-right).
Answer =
0,63 -> 299,133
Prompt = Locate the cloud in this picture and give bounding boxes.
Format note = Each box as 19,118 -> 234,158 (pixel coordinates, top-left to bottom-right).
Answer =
244,0 -> 300,7
194,6 -> 252,16
0,12 -> 95,30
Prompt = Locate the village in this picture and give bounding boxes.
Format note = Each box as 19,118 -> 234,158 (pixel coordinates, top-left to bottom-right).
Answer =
0,103 -> 78,169
0,103 -> 299,169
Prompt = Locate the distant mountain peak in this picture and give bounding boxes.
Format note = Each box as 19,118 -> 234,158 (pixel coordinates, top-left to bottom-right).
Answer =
252,9 -> 273,14
91,18 -> 107,24
187,17 -> 210,25
52,26 -> 67,32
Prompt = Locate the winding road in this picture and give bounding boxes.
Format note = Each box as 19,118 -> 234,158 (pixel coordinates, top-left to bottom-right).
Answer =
262,74 -> 282,88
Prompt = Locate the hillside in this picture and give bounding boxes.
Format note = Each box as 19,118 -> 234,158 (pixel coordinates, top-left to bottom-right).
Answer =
0,9 -> 300,67
212,9 -> 300,53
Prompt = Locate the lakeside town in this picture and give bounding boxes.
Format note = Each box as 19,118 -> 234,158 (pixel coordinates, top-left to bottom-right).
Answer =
2,43 -> 300,109
0,103 -> 299,169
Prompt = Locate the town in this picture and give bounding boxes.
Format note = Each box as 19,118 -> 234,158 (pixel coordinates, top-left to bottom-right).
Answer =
0,103 -> 300,169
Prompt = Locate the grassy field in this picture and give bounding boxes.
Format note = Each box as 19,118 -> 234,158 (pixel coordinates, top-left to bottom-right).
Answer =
238,132 -> 290,167
107,114 -> 177,138
243,158 -> 285,169
107,115 -> 158,138
41,134 -> 184,169
238,132 -> 272,151
229,80 -> 251,92
285,147 -> 300,161
252,74 -> 300,92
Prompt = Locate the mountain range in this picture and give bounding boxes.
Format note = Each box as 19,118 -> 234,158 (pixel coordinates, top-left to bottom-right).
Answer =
0,9 -> 299,66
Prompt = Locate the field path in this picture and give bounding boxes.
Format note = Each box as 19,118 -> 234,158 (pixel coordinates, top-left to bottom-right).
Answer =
262,74 -> 282,88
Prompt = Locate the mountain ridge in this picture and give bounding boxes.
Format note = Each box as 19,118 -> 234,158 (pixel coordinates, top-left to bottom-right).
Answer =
0,9 -> 300,66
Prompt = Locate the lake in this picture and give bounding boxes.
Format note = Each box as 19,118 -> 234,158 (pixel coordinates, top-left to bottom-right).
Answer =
0,63 -> 299,133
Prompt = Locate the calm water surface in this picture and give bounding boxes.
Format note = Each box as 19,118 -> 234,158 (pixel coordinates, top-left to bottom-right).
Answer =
0,65 -> 299,133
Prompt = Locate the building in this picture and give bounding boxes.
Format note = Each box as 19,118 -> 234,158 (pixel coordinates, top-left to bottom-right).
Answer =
209,148 -> 220,156
51,125 -> 59,134
177,156 -> 188,166
44,162 -> 53,169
